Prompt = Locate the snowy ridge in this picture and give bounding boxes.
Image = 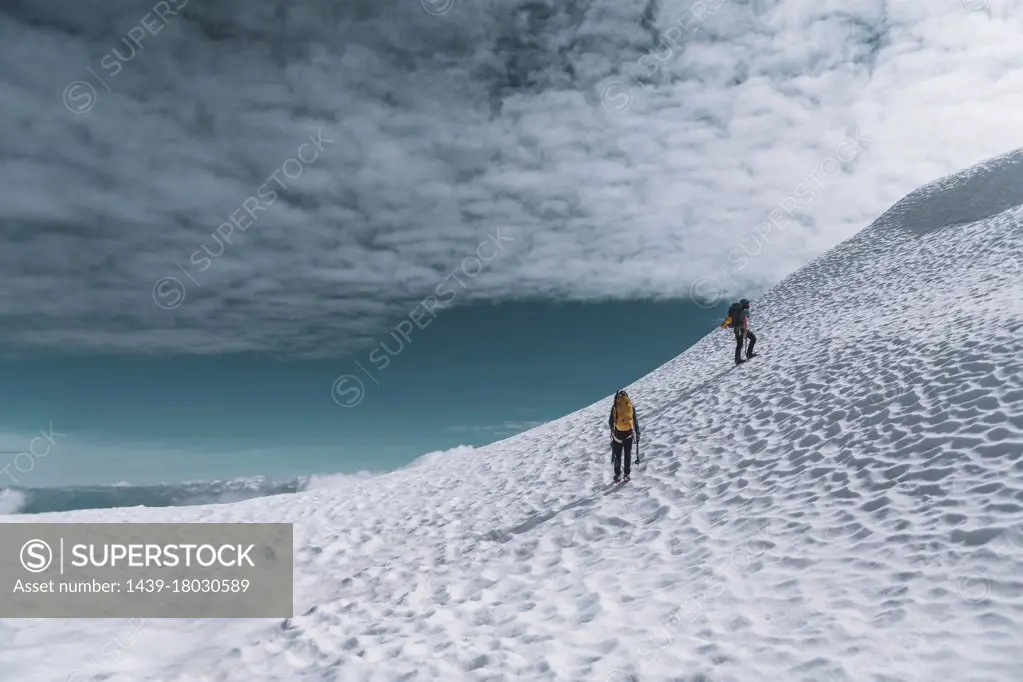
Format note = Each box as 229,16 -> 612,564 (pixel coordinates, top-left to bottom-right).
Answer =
2,152 -> 1023,681
0,476 -> 307,516
0,472 -> 383,515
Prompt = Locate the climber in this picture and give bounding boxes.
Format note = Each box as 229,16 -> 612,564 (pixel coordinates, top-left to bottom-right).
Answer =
608,389 -> 641,483
721,298 -> 758,365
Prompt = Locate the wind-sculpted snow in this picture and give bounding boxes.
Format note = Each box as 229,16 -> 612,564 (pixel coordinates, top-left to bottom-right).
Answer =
873,148 -> 1023,235
2,156 -> 1023,680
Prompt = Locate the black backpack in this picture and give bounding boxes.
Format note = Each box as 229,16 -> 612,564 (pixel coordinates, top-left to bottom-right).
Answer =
727,301 -> 743,327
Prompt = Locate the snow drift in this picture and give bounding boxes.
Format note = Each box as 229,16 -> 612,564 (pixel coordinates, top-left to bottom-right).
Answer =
2,151 -> 1023,681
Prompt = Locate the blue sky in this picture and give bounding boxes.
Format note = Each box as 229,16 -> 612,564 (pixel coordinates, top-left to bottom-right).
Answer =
0,299 -> 732,486
0,298 -> 744,484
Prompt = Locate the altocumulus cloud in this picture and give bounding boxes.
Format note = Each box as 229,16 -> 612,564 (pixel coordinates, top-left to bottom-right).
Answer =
1,0 -> 1022,357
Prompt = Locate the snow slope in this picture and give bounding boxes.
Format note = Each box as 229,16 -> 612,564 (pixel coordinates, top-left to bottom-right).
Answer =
2,151 -> 1023,682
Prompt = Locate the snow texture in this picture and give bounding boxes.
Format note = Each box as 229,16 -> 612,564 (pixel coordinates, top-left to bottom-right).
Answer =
2,152 -> 1023,681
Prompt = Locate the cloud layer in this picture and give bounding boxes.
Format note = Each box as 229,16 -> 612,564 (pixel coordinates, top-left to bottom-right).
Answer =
2,0 -> 1021,357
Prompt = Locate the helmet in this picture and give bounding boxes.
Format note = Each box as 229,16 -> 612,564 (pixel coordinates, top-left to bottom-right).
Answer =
740,299 -> 750,308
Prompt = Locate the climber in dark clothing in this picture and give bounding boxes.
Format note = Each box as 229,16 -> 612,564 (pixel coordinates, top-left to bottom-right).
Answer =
608,389 -> 641,482
721,299 -> 758,365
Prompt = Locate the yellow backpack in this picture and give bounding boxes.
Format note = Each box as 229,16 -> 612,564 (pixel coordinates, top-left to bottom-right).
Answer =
614,393 -> 634,431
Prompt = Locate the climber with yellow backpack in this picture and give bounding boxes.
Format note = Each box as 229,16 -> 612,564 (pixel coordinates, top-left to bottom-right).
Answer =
608,389 -> 641,483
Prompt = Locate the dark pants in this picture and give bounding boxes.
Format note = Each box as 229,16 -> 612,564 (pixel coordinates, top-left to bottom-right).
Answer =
735,329 -> 757,363
611,429 -> 634,478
